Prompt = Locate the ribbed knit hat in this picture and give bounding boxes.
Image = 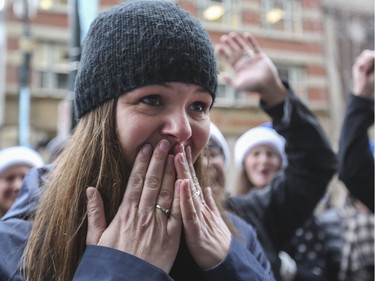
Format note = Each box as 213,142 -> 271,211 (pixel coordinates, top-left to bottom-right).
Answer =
74,0 -> 218,119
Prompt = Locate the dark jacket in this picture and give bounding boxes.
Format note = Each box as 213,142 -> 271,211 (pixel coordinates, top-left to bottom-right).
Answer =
225,85 -> 337,280
286,202 -> 374,281
284,208 -> 341,281
0,167 -> 275,281
338,94 -> 374,212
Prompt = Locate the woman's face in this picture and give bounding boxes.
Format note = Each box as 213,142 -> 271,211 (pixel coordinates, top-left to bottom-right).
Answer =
116,82 -> 213,167
0,164 -> 31,215
243,145 -> 282,189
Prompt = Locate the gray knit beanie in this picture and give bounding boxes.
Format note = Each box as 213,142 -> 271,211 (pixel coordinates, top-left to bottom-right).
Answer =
74,0 -> 218,119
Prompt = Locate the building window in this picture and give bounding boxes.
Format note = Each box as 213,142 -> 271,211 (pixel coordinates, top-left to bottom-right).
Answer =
261,0 -> 302,34
39,0 -> 68,11
197,0 -> 241,27
276,64 -> 307,100
216,83 -> 236,104
33,41 -> 69,94
216,58 -> 236,105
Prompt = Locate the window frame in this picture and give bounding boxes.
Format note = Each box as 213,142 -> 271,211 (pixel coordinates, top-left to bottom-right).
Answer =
261,0 -> 303,34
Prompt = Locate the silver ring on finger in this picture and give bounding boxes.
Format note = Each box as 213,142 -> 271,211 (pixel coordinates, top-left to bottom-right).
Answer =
193,184 -> 201,198
155,204 -> 170,218
242,49 -> 254,58
192,176 -> 201,198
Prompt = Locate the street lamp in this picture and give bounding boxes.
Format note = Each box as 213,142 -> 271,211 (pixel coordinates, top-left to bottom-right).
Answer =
13,0 -> 39,146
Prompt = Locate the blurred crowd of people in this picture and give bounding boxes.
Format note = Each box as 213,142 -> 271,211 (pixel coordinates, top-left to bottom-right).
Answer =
0,1 -> 373,281
206,48 -> 374,281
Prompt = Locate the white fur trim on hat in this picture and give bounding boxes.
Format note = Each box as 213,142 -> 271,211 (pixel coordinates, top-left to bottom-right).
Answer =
234,126 -> 287,168
210,123 -> 231,167
0,146 -> 44,174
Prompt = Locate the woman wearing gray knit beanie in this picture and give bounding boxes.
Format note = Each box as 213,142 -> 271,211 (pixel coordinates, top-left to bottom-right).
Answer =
1,1 -> 277,281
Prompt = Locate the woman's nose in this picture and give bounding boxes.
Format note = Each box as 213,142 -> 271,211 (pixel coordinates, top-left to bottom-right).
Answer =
258,153 -> 269,163
161,112 -> 192,141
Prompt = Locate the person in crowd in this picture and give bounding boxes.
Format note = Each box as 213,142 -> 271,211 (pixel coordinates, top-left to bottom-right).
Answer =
0,1 -> 276,280
204,122 -> 276,276
338,49 -> 374,212
233,124 -> 299,281
333,49 -> 375,280
216,32 -> 337,280
233,123 -> 287,196
205,122 -> 232,203
0,146 -> 44,217
286,192 -> 374,281
284,49 -> 375,281
319,195 -> 373,281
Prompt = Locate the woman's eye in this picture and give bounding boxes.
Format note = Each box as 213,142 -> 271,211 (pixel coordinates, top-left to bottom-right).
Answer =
252,151 -> 260,157
190,102 -> 207,112
141,95 -> 161,106
267,151 -> 277,158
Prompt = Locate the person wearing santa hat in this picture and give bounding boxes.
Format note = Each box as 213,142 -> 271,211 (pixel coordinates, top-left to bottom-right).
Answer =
0,146 -> 44,217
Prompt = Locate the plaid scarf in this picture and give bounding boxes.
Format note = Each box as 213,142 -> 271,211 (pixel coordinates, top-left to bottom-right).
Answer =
338,204 -> 374,281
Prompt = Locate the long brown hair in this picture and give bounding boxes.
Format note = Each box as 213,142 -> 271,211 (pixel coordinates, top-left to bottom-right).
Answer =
23,98 -> 232,280
23,99 -> 128,280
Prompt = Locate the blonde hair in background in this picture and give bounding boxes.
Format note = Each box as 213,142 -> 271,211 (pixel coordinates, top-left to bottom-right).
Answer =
235,168 -> 256,195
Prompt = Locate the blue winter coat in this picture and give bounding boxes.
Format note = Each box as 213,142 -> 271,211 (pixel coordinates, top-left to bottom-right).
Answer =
0,166 -> 275,281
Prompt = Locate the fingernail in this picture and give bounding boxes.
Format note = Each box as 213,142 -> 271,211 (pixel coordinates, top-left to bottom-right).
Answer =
179,152 -> 186,164
159,139 -> 170,152
142,144 -> 152,155
86,187 -> 95,200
